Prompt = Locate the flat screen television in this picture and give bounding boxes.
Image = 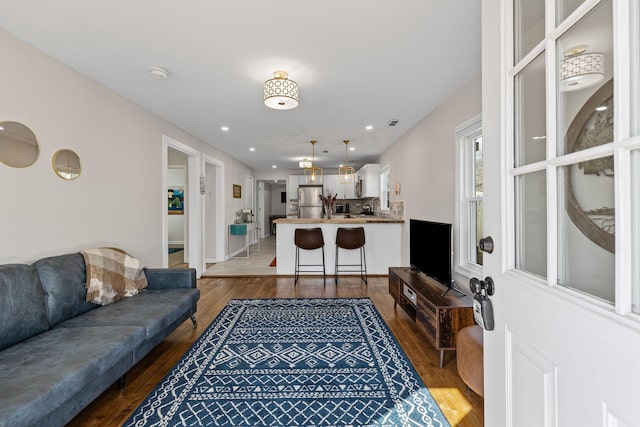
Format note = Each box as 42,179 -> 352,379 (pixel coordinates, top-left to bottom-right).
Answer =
410,219 -> 453,291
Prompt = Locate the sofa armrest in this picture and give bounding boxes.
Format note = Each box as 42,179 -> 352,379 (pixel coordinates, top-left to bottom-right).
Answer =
143,268 -> 196,290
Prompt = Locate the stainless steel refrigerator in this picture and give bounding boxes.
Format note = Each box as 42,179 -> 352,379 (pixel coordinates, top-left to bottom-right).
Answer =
298,185 -> 323,219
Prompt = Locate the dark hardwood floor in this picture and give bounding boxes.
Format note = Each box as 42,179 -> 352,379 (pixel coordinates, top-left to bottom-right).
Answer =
67,276 -> 484,426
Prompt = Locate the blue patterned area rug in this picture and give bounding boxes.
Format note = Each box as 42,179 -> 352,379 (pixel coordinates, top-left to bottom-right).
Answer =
125,298 -> 450,427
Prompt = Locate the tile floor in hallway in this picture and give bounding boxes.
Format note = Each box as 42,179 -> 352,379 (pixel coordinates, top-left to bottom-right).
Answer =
203,234 -> 277,276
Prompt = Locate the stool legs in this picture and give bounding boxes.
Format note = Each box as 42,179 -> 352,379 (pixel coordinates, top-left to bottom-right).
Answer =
334,246 -> 368,285
294,246 -> 326,286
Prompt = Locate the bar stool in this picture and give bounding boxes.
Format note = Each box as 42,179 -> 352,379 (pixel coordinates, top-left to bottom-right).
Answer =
334,227 -> 367,285
294,228 -> 326,285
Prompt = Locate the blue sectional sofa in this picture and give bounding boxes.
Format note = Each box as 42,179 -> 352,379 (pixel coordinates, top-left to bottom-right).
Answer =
0,252 -> 200,427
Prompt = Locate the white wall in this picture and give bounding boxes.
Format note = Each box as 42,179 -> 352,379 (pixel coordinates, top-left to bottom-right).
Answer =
204,161 -> 218,261
378,73 -> 482,291
0,29 -> 253,266
271,184 -> 286,215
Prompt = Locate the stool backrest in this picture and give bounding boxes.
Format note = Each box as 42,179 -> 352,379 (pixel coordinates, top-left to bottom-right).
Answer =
335,227 -> 365,249
294,228 -> 325,250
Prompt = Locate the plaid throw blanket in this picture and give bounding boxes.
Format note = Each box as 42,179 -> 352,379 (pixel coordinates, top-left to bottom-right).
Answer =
81,248 -> 148,305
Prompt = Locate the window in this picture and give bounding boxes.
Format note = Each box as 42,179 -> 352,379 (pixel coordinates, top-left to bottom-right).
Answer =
455,115 -> 483,276
379,165 -> 390,212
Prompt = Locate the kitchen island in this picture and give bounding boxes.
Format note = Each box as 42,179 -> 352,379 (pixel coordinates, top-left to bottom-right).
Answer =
273,217 -> 403,276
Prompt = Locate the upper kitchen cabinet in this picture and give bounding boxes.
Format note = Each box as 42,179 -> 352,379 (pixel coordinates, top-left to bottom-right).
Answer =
342,179 -> 356,198
324,175 -> 357,199
357,164 -> 380,197
323,175 -> 340,197
287,175 -> 304,200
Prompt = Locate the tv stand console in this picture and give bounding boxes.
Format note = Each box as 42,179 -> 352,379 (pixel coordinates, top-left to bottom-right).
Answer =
388,267 -> 474,368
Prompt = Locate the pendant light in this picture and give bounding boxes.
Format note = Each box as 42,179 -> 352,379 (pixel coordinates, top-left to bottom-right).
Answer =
304,140 -> 323,184
339,140 -> 355,184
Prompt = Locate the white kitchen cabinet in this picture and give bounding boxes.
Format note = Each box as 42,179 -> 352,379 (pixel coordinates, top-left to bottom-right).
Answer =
287,175 -> 301,200
357,164 -> 380,197
342,179 -> 356,198
323,175 -> 357,199
323,175 -> 340,197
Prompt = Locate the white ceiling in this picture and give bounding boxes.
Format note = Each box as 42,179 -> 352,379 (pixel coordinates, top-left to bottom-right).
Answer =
0,1 -> 481,172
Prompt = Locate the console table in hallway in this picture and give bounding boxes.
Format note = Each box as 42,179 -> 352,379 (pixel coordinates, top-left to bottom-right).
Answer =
228,222 -> 259,258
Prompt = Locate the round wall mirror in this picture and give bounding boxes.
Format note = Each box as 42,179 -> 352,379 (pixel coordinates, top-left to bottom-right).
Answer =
52,149 -> 82,180
565,78 -> 614,253
0,121 -> 40,168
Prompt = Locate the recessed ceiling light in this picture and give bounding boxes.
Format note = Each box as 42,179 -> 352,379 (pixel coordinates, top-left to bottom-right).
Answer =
0,126 -> 4,131
272,165 -> 277,169
365,125 -> 373,131
221,126 -> 229,132
532,136 -> 546,140
249,147 -> 256,152
339,164 -> 344,168
149,67 -> 169,80
349,147 -> 355,151
595,106 -> 607,111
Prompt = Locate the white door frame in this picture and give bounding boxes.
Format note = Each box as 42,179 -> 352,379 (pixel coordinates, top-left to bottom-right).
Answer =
162,135 -> 202,277
245,174 -> 255,243
202,154 -> 225,270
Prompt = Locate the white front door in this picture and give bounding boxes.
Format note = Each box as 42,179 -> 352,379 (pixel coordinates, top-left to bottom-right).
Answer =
482,1 -> 640,426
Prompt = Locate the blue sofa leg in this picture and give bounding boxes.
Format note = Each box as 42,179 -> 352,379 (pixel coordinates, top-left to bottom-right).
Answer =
190,314 -> 197,328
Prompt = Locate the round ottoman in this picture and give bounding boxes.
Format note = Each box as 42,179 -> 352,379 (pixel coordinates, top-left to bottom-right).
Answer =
456,324 -> 484,397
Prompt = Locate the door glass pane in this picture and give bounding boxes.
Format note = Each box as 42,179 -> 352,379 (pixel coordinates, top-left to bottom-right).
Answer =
632,150 -> 640,314
474,136 -> 483,197
514,0 -> 545,63
515,54 -> 547,167
557,0 -> 613,156
515,171 -> 547,277
471,201 -> 484,266
557,0 -> 587,24
558,157 -> 615,303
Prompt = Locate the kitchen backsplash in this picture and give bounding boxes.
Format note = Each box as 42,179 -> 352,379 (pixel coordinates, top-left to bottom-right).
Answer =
333,198 -> 405,219
387,201 -> 404,220
335,197 -> 379,215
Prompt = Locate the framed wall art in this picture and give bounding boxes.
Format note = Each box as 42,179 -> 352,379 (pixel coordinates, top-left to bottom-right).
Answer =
233,184 -> 242,199
168,187 -> 184,215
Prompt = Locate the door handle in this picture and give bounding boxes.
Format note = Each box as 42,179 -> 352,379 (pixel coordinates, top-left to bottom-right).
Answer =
470,276 -> 495,331
478,236 -> 494,254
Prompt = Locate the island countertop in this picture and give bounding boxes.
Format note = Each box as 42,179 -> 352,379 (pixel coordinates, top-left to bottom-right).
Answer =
274,217 -> 403,224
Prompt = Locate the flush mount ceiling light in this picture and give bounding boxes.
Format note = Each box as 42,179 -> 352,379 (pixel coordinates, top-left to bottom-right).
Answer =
560,46 -> 604,92
304,140 -> 323,184
339,140 -> 355,184
149,67 -> 169,80
299,158 -> 312,168
264,70 -> 299,110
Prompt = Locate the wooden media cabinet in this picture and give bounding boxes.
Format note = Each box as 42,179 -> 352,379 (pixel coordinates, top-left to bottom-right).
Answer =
388,267 -> 475,368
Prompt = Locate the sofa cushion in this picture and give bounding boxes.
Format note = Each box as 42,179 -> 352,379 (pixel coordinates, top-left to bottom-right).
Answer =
34,253 -> 97,327
55,288 -> 200,339
0,326 -> 145,427
0,263 -> 49,351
